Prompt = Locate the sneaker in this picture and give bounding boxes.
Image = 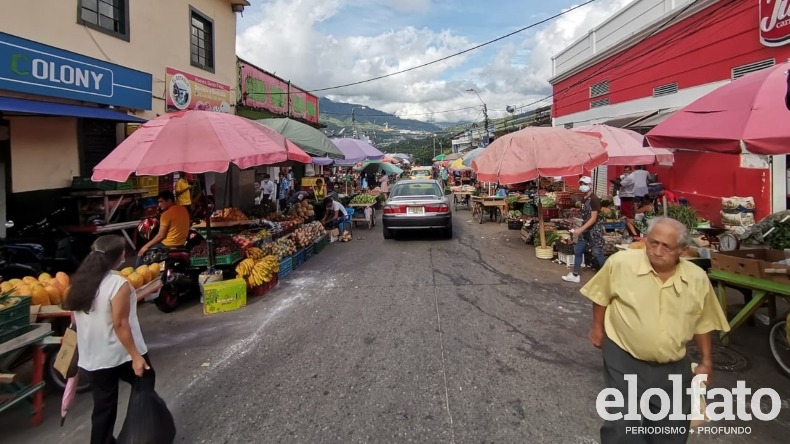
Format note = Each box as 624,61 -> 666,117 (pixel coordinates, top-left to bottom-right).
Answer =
561,272 -> 581,283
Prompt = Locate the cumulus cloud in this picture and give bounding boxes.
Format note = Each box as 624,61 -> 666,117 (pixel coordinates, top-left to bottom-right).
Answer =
236,0 -> 635,122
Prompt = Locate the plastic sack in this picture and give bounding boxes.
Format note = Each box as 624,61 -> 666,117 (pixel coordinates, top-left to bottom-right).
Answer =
721,211 -> 755,227
117,371 -> 176,444
721,196 -> 755,211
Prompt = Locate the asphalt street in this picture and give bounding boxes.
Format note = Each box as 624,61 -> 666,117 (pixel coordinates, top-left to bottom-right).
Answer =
3,210 -> 790,443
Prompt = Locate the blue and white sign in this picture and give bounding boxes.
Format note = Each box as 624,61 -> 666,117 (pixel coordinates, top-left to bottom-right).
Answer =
0,32 -> 152,110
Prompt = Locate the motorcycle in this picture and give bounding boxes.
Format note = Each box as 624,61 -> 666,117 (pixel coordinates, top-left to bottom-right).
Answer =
141,229 -> 206,313
0,208 -> 79,279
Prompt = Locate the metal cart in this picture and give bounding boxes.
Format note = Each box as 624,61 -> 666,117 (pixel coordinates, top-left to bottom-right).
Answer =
471,196 -> 507,224
348,202 -> 376,229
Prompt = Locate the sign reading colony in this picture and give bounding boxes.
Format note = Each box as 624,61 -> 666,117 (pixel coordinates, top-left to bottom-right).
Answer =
0,32 -> 152,110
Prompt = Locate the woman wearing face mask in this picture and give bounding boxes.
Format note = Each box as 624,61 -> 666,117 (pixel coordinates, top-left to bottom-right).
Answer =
62,235 -> 152,444
562,176 -> 607,283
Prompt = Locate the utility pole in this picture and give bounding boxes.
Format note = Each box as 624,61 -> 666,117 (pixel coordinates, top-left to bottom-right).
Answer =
351,106 -> 367,139
466,88 -> 489,146
433,134 -> 436,159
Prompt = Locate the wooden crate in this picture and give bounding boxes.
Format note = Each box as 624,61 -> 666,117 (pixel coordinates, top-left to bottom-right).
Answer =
711,249 -> 790,284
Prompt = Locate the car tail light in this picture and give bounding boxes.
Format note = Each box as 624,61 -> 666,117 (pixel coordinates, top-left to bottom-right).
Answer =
384,205 -> 406,214
425,204 -> 450,213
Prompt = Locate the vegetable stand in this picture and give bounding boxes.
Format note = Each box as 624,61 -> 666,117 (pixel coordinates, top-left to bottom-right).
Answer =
348,202 -> 376,229
471,196 -> 507,224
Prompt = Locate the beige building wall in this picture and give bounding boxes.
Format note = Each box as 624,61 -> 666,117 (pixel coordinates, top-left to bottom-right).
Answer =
0,0 -> 240,195
0,0 -> 239,119
7,117 -> 80,193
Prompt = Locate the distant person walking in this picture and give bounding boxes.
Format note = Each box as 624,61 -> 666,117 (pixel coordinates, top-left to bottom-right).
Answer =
562,176 -> 606,283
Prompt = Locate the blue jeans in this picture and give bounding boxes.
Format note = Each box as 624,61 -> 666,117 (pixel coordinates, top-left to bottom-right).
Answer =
573,236 -> 606,275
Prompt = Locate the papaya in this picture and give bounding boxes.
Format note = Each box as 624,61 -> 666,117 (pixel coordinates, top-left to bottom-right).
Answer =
13,284 -> 31,297
22,276 -> 38,285
45,285 -> 62,305
135,265 -> 152,284
120,267 -> 135,277
8,278 -> 22,286
31,286 -> 50,305
127,272 -> 144,289
38,272 -> 53,285
56,272 -> 70,288
148,262 -> 161,276
0,281 -> 14,293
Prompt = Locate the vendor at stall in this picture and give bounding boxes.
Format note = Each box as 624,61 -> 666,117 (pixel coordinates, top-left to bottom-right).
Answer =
378,172 -> 389,199
562,176 -> 607,283
175,172 -> 193,207
278,171 -> 292,212
321,197 -> 348,229
314,178 -> 328,220
137,191 -> 190,265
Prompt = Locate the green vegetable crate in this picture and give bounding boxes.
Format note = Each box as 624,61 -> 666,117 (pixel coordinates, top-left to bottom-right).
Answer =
278,256 -> 293,280
0,295 -> 32,344
190,250 -> 242,267
314,235 -> 329,254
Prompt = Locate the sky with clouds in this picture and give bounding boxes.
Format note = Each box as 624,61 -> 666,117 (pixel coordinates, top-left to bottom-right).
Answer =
236,0 -> 635,123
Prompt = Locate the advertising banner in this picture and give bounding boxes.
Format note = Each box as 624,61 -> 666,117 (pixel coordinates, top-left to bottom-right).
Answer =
760,0 -> 790,47
166,67 -> 231,113
0,32 -> 152,109
239,62 -> 319,123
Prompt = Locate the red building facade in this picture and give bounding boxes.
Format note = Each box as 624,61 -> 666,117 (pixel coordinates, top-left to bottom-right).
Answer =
550,0 -> 790,224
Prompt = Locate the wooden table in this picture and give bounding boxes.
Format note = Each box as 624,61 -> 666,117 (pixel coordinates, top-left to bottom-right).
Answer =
470,196 -> 507,224
70,189 -> 148,223
0,324 -> 52,426
708,269 -> 790,344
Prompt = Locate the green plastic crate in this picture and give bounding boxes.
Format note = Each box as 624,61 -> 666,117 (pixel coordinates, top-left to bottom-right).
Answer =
190,249 -> 242,267
314,235 -> 329,254
0,295 -> 31,328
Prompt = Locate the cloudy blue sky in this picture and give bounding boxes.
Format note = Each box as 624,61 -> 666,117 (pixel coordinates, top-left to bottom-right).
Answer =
237,0 -> 634,123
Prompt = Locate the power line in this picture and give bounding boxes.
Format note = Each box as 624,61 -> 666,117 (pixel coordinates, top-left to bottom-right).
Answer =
305,0 -> 601,93
321,105 -> 481,118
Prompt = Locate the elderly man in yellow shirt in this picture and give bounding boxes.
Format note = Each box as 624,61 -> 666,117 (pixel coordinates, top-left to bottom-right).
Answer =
581,217 -> 730,444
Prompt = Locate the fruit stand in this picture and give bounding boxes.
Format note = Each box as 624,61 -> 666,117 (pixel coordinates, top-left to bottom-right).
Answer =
347,194 -> 379,230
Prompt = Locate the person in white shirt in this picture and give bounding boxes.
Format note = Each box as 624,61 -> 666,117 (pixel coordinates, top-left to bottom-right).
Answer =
378,172 -> 389,199
321,197 -> 348,229
623,165 -> 652,198
63,235 -> 152,444
260,174 -> 276,204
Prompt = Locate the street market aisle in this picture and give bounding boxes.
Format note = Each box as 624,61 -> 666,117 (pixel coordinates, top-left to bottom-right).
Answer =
3,215 -> 790,443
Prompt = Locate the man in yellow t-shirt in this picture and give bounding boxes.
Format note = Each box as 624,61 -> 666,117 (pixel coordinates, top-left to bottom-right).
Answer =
175,173 -> 193,207
137,191 -> 191,265
580,217 -> 729,443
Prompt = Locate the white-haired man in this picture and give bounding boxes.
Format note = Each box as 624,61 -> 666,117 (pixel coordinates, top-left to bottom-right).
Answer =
580,217 -> 730,443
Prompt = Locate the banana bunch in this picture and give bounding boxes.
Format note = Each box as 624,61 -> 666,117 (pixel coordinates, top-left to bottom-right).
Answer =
256,229 -> 272,240
246,247 -> 264,260
235,258 -> 257,278
245,255 -> 280,287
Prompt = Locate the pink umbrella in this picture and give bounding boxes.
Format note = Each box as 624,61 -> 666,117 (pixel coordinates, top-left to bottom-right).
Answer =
92,110 -> 311,181
572,124 -> 674,165
471,126 -> 608,184
60,374 -> 79,426
646,62 -> 790,155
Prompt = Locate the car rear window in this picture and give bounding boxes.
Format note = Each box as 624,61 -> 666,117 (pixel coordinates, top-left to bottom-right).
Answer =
391,183 -> 442,198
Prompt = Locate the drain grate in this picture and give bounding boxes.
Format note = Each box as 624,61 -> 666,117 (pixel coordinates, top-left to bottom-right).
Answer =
687,344 -> 750,372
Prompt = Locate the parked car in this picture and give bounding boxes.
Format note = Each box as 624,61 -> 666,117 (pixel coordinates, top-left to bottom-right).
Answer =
382,180 -> 452,239
409,166 -> 433,181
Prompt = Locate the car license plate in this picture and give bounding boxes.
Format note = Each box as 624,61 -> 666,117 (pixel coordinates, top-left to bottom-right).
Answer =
407,206 -> 425,214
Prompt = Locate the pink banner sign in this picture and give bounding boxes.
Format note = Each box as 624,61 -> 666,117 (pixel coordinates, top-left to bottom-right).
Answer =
240,62 -> 319,123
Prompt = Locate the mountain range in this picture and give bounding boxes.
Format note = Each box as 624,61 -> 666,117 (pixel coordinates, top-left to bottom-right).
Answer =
318,98 -> 447,134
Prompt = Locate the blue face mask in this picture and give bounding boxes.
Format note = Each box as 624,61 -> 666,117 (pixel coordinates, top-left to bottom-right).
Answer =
579,185 -> 591,193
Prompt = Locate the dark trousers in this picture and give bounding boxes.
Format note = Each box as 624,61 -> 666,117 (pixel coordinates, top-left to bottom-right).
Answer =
85,355 -> 154,444
601,338 -> 691,444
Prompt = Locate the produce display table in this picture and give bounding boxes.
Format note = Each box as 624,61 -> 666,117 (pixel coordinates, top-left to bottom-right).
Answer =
191,220 -> 254,228
348,202 -> 376,229
471,196 -> 507,224
708,269 -> 790,345
0,323 -> 52,426
70,189 -> 148,224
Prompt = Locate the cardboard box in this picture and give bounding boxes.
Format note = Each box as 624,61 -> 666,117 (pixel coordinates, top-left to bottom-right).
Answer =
711,248 -> 790,284
202,279 -> 247,315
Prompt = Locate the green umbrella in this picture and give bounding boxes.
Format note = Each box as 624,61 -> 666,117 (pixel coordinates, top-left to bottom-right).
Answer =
433,153 -> 447,161
257,118 -> 344,159
361,161 -> 403,176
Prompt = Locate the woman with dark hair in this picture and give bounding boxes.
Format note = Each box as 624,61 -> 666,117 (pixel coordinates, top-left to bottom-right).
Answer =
62,235 -> 152,444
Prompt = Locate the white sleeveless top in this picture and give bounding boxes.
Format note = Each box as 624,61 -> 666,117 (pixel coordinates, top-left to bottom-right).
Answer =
74,273 -> 148,371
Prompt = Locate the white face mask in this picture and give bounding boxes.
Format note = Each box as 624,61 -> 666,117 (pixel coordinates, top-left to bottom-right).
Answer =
579,185 -> 591,193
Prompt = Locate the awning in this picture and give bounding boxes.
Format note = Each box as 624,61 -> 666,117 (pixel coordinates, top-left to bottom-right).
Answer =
626,108 -> 679,129
603,111 -> 657,128
0,97 -> 146,122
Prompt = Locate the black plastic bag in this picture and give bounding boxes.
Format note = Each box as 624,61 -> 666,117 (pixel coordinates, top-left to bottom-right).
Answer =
117,370 -> 176,444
